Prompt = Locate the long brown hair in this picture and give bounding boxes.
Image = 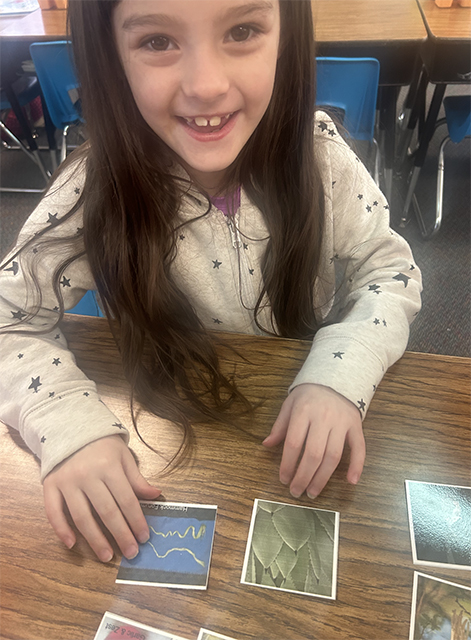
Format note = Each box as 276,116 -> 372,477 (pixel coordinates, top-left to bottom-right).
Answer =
3,0 -> 324,467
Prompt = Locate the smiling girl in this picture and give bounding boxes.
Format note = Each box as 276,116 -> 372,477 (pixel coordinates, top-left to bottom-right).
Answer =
0,0 -> 421,563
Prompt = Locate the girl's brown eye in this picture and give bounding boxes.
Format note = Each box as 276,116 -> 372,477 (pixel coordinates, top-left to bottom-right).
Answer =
149,36 -> 170,50
230,25 -> 251,42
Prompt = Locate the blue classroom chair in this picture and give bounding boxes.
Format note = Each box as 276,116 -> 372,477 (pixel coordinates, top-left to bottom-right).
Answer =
414,94 -> 471,238
316,57 -> 381,183
29,41 -> 83,165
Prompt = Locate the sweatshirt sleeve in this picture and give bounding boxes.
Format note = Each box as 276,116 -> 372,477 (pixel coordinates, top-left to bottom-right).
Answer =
0,160 -> 129,480
289,115 -> 422,417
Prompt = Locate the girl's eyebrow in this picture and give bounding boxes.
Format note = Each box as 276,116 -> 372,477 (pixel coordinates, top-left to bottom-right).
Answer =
121,1 -> 275,31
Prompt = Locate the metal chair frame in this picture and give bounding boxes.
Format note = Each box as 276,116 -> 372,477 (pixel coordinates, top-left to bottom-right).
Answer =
0,76 -> 51,193
413,119 -> 471,238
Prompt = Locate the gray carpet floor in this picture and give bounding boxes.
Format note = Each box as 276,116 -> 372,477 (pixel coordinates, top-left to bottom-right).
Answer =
1,90 -> 470,358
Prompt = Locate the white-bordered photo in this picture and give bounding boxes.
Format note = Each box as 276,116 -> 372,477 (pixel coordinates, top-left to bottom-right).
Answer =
405,480 -> 471,570
241,499 -> 339,600
116,501 -> 217,589
197,629 -> 238,640
93,611 -> 190,640
409,572 -> 471,640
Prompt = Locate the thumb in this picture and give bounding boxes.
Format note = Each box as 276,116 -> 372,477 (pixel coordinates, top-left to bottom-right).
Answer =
262,398 -> 292,448
122,449 -> 162,499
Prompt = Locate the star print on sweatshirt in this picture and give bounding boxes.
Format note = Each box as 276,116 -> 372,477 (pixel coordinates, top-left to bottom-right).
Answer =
0,113 -> 422,479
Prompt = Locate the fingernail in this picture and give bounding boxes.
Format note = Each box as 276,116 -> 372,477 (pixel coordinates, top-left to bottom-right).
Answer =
64,537 -> 75,550
99,549 -> 113,563
125,544 -> 139,560
307,492 -> 317,500
290,489 -> 302,499
137,531 -> 150,544
349,474 -> 359,485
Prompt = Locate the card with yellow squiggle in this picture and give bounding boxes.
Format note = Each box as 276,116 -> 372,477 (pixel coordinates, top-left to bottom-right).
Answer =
116,501 -> 217,589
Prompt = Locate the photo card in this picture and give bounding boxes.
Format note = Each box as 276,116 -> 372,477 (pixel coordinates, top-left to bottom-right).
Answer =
409,572 -> 471,640
197,630 -> 238,640
93,611 -> 190,640
241,499 -> 339,600
0,0 -> 39,16
405,480 -> 471,570
116,501 -> 217,589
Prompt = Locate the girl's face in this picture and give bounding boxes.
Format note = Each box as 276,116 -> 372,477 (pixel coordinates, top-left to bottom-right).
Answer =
113,0 -> 280,193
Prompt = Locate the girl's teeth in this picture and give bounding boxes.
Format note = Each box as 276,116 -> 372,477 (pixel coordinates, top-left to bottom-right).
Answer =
191,115 -> 225,127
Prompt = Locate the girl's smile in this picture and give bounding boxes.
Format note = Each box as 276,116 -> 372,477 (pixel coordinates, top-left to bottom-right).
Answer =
113,0 -> 280,192
179,111 -> 239,140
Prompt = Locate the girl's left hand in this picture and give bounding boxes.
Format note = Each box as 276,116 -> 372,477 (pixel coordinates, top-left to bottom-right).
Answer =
262,383 -> 365,499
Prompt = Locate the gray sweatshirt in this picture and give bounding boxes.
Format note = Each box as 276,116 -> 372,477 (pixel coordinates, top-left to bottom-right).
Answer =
0,115 -> 422,480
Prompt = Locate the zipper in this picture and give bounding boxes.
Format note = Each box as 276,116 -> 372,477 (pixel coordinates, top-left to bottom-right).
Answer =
226,213 -> 242,249
223,211 -> 263,333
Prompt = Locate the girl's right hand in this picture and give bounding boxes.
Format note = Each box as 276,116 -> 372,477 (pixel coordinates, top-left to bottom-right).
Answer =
43,435 -> 161,563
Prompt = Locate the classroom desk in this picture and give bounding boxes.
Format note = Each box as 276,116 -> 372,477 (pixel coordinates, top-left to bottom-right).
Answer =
1,316 -> 470,640
314,0 -> 427,201
0,1 -> 428,80
313,0 -> 427,85
417,0 -> 471,83
0,1 -> 428,53
0,6 -> 66,40
400,0 -> 471,225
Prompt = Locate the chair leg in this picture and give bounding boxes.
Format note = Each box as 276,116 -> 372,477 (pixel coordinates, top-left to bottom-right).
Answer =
60,125 -> 70,164
400,165 -> 421,227
39,90 -> 58,173
412,135 -> 450,239
372,138 -> 380,186
0,121 -> 49,193
1,121 -> 36,163
400,83 -> 447,226
0,123 -> 50,183
433,136 -> 450,237
396,66 -> 429,168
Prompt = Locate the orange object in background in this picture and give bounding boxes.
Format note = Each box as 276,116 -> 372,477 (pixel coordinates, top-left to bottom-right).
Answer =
434,0 -> 471,6
37,0 -> 67,8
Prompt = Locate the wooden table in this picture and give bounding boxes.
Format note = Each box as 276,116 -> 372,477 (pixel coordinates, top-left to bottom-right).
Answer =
0,7 -> 66,40
1,316 -> 470,640
416,0 -> 470,90
0,0 -> 426,52
314,0 -> 427,85
418,0 -> 471,46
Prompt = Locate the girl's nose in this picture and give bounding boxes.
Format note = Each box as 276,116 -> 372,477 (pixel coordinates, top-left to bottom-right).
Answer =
181,48 -> 230,104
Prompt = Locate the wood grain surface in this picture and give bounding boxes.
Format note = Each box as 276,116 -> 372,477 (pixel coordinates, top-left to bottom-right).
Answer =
417,0 -> 471,40
1,315 -> 470,640
0,2 -> 429,43
0,7 -> 66,40
313,0 -> 427,43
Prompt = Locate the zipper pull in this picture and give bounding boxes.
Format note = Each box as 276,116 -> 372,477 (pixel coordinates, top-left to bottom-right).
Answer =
226,216 -> 241,249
